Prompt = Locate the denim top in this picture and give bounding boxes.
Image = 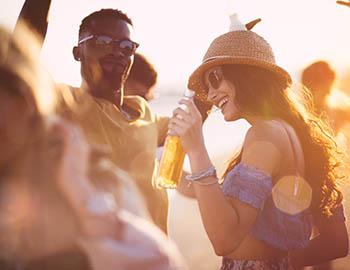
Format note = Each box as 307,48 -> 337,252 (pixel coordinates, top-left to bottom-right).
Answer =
222,163 -> 313,250
222,163 -> 346,250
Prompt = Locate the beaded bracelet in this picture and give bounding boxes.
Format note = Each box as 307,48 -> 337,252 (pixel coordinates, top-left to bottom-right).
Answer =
185,165 -> 217,182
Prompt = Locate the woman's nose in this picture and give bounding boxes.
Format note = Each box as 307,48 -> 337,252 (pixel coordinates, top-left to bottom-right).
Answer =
206,87 -> 218,102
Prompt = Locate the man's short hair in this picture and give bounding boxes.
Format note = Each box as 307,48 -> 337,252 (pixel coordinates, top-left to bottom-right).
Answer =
129,53 -> 158,89
79,9 -> 133,37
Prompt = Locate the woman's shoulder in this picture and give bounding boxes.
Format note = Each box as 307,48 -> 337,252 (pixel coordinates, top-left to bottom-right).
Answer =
242,120 -> 290,176
245,119 -> 289,147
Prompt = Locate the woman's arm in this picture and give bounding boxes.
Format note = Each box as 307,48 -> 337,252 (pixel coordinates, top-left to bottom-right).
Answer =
176,172 -> 196,199
169,99 -> 281,256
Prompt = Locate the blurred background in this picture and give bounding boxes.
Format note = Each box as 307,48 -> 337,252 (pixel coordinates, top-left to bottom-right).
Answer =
1,0 -> 350,269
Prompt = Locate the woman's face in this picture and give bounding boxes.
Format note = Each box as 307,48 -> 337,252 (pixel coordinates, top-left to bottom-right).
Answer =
204,66 -> 241,121
0,86 -> 36,167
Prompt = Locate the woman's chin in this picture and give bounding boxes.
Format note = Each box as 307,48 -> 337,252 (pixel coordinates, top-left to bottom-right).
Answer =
223,112 -> 241,122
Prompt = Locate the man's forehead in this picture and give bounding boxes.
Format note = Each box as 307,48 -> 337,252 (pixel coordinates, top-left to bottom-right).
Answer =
89,17 -> 131,31
81,18 -> 134,39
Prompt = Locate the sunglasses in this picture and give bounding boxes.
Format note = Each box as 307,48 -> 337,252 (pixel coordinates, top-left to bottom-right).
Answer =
204,68 -> 223,90
78,35 -> 139,56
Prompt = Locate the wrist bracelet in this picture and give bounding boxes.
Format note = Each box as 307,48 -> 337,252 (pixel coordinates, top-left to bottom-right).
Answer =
185,165 -> 217,182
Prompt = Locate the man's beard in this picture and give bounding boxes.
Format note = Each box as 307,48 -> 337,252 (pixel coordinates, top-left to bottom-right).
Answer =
81,61 -> 125,100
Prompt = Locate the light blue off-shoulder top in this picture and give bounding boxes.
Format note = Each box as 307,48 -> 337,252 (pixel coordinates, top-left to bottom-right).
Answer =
221,163 -> 313,250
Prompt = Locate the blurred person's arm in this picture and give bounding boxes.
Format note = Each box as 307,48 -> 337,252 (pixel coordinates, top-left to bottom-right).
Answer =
54,119 -> 187,270
78,210 -> 188,270
15,0 -> 52,48
289,206 -> 349,268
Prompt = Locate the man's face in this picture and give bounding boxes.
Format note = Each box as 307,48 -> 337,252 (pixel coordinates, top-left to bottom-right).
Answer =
75,17 -> 136,100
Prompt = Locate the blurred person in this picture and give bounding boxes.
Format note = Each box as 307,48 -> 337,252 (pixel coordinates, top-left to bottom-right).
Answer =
0,23 -> 186,270
124,53 -> 158,101
171,15 -> 348,269
301,60 -> 350,133
301,61 -> 335,115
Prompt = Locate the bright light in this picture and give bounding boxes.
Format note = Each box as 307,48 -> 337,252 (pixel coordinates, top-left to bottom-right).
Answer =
1,0 -> 350,92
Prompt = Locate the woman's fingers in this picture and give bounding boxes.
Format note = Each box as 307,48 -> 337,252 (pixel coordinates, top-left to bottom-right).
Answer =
179,98 -> 202,121
172,107 -> 191,122
168,118 -> 190,136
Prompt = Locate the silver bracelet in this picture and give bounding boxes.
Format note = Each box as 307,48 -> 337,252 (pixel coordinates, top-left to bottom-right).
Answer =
185,165 -> 217,182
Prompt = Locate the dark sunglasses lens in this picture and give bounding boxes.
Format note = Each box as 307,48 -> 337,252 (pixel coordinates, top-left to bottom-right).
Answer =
95,36 -> 113,46
208,71 -> 220,89
119,40 -> 137,55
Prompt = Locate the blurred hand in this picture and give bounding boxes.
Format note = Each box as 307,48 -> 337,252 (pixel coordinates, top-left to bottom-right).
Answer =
168,99 -> 206,156
337,1 -> 350,7
52,118 -> 121,239
79,210 -> 187,270
53,118 -> 91,205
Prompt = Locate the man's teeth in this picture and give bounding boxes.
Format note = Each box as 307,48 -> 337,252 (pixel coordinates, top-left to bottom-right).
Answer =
218,97 -> 229,108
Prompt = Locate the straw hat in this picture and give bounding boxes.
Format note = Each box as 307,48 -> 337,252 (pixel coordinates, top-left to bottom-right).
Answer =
188,14 -> 292,101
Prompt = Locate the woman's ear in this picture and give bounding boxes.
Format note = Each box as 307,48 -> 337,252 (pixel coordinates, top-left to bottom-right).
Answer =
72,46 -> 81,61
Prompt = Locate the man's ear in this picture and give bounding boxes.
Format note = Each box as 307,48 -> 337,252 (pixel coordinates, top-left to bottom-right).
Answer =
73,46 -> 81,61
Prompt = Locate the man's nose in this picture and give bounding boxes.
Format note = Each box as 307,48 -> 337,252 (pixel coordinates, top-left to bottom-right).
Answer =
105,44 -> 127,57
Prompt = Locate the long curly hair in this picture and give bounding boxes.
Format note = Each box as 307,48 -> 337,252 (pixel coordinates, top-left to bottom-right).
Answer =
221,64 -> 344,217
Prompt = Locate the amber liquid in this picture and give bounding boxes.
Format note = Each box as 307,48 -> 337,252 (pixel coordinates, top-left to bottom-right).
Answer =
156,135 -> 186,189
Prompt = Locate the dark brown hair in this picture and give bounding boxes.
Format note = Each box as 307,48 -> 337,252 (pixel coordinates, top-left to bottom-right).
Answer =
221,64 -> 344,217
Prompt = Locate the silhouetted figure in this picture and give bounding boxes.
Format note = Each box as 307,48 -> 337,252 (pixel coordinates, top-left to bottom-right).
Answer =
124,53 -> 158,101
302,60 -> 350,133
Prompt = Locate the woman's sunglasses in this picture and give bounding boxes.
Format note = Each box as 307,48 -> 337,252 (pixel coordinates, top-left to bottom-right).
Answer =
204,68 -> 223,90
79,35 -> 139,56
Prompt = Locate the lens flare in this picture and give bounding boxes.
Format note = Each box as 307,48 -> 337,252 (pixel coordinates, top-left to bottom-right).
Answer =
272,175 -> 312,215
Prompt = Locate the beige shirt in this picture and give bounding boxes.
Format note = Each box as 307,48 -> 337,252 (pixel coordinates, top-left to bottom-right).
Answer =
57,85 -> 169,233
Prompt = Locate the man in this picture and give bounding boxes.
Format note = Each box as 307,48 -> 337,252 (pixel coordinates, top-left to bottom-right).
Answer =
301,60 -> 350,133
16,1 -> 171,233
124,53 -> 158,101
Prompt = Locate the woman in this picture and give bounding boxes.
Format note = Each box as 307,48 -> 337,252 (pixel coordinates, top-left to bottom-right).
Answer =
0,23 -> 185,270
171,17 -> 347,269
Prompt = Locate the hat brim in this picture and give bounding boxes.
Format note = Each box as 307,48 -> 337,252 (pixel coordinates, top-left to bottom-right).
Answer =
188,56 -> 292,101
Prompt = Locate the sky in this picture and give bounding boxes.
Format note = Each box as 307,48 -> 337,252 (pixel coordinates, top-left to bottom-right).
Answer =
1,0 -> 350,93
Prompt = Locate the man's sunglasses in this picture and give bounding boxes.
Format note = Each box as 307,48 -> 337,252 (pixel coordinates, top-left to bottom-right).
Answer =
78,35 -> 139,56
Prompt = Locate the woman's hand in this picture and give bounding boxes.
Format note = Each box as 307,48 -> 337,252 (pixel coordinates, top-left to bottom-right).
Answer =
168,98 -> 206,156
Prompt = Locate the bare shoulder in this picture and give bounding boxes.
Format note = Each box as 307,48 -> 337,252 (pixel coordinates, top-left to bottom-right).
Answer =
242,120 -> 287,175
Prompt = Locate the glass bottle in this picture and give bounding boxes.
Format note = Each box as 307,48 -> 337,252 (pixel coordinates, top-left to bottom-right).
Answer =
156,89 -> 195,189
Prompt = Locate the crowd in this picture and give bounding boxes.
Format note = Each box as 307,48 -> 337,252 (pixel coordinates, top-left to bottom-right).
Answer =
0,0 -> 350,269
